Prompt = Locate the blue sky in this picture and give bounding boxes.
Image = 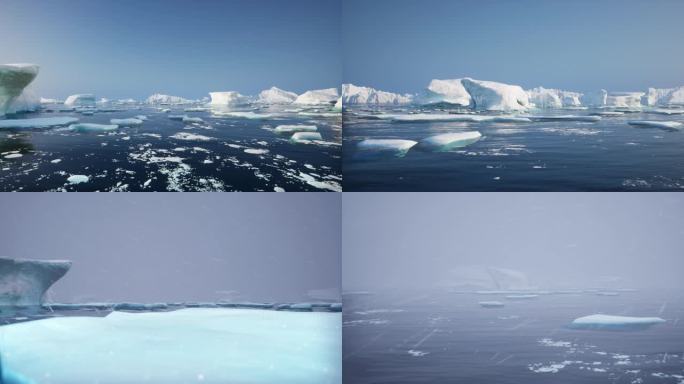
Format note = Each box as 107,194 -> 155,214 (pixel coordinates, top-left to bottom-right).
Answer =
343,0 -> 684,94
0,0 -> 340,100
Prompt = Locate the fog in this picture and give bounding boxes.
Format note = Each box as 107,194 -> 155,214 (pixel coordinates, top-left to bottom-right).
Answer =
343,193 -> 684,292
0,193 -> 340,304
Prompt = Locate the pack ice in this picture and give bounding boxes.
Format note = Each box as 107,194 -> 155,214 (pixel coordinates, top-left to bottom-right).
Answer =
0,257 -> 71,307
342,84 -> 412,105
258,86 -> 298,104
418,131 -> 482,151
569,314 -> 666,331
0,63 -> 40,116
294,88 -> 339,105
0,308 -> 341,384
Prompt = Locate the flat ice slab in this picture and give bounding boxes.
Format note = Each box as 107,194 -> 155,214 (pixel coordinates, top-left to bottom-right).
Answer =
212,111 -> 273,119
291,132 -> 323,143
505,294 -> 538,300
0,308 -> 341,384
357,139 -> 418,156
110,118 -> 143,126
418,131 -> 482,151
569,314 -> 666,331
628,120 -> 683,129
0,116 -> 78,129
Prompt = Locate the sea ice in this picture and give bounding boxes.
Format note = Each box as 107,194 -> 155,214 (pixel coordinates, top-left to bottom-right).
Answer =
569,314 -> 666,331
367,113 -> 529,123
461,78 -> 530,111
209,91 -> 248,106
0,257 -> 71,307
333,97 -> 342,111
258,86 -> 298,104
64,94 -> 96,107
580,89 -> 608,107
69,123 -> 118,132
342,84 -> 412,105
418,131 -> 482,151
0,116 -> 79,129
628,120 -> 682,129
291,132 -> 323,143
356,139 -> 418,156
505,294 -> 538,300
526,87 -> 582,109
274,125 -> 318,133
170,132 -> 214,141
294,88 -> 339,105
213,111 -> 273,119
525,115 -> 602,122
110,118 -> 143,126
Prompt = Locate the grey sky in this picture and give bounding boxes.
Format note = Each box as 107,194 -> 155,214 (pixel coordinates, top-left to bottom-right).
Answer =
343,193 -> 684,292
0,193 -> 340,304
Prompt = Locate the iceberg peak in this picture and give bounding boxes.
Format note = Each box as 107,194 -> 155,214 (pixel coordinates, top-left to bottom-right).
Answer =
342,84 -> 412,106
258,86 -> 298,104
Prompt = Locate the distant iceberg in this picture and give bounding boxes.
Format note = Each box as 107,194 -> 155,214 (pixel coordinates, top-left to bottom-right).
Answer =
110,118 -> 143,126
527,87 -> 582,109
64,94 -> 96,107
606,92 -> 644,108
642,86 -> 684,107
0,257 -> 71,307
418,78 -> 471,106
294,88 -> 339,105
258,86 -> 297,104
342,84 -> 412,106
569,314 -> 666,331
461,78 -> 530,111
0,63 -> 39,116
209,91 -> 249,106
146,93 -> 192,105
580,89 -> 608,107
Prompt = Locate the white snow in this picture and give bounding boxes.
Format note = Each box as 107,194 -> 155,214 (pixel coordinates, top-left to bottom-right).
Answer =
291,132 -> 323,143
570,314 -> 666,330
274,125 -> 318,133
209,91 -> 248,106
418,131 -> 482,151
294,88 -> 339,105
67,174 -> 89,184
69,123 -> 118,132
357,139 -> 418,154
0,116 -> 79,129
418,78 -> 471,106
146,93 -> 192,105
628,120 -> 683,129
0,308 -> 341,384
110,118 -> 143,126
64,94 -> 96,107
258,86 -> 297,104
0,63 -> 39,116
461,78 -> 530,111
342,84 -> 412,105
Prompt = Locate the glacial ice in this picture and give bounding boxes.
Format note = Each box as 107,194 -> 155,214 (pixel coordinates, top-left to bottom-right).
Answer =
606,92 -> 644,108
0,63 -> 39,116
6,87 -> 40,114
642,86 -> 684,106
628,120 -> 682,129
461,78 -> 530,111
40,97 -> 60,104
418,131 -> 482,151
274,125 -> 318,133
258,86 -> 297,104
0,308 -> 342,384
110,118 -> 143,126
479,301 -> 505,308
291,132 -> 323,143
145,93 -> 191,105
569,314 -> 666,331
294,88 -> 339,105
527,87 -> 582,109
418,78 -> 471,106
580,89 -> 608,107
342,84 -> 412,105
0,257 -> 71,307
69,123 -> 118,132
64,94 -> 96,107
356,139 -> 418,156
209,91 -> 249,106
333,97 -> 342,111
0,117 -> 79,129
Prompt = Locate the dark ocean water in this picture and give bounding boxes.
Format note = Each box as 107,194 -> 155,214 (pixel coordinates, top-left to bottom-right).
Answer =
342,107 -> 684,191
0,104 -> 341,191
343,290 -> 684,384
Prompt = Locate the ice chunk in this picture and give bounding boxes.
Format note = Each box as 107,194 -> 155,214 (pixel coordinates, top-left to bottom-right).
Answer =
0,116 -> 79,129
356,139 -> 418,156
294,88 -> 339,105
69,123 -> 118,132
64,94 -> 95,107
0,308 -> 341,384
170,132 -> 214,141
479,301 -> 505,308
40,97 -> 61,104
342,84 -> 412,105
6,87 -> 40,114
212,111 -> 273,119
110,118 -> 143,126
569,314 -> 666,331
642,86 -> 684,106
3,153 -> 22,159
418,78 -> 471,106
244,148 -> 269,155
0,63 -> 39,116
67,175 -> 89,184
628,120 -> 682,129
0,257 -> 71,307
258,86 -> 297,104
461,78 -> 530,111
182,116 -> 203,124
581,89 -> 608,107
606,92 -> 644,108
418,131 -> 482,151
274,125 -> 318,133
146,93 -> 192,105
209,91 -> 248,106
290,132 -> 323,143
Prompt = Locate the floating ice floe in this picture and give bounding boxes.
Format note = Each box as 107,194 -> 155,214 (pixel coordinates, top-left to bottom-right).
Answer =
418,131 -> 482,151
67,174 -> 90,184
274,124 -> 318,133
342,84 -> 413,105
294,88 -> 339,105
209,91 -> 249,106
110,118 -> 143,126
0,257 -> 71,306
146,93 -> 192,105
64,94 -> 96,107
357,139 -> 418,156
69,123 -> 118,132
364,113 -> 530,123
591,111 -> 624,116
628,120 -> 682,129
244,148 -> 269,155
0,116 -> 79,129
213,111 -> 273,119
524,115 -> 602,122
258,86 -> 298,104
170,132 -> 214,141
479,301 -> 505,308
461,78 -> 530,111
3,153 -> 22,159
647,108 -> 684,115
290,131 -> 323,143
569,314 -> 666,331
505,294 -> 538,300
182,116 -> 203,124
0,63 -> 39,116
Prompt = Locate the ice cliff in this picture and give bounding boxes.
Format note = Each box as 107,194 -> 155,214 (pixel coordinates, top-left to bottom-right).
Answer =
0,64 -> 40,116
0,257 -> 72,307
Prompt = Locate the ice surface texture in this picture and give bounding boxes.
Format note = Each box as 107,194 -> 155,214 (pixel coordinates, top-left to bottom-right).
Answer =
0,257 -> 71,307
258,86 -> 298,104
294,88 -> 339,105
342,84 -> 412,106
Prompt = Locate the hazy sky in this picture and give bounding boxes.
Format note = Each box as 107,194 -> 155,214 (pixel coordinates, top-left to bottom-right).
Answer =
0,0 -> 341,100
343,193 -> 684,292
0,193 -> 340,304
343,0 -> 684,94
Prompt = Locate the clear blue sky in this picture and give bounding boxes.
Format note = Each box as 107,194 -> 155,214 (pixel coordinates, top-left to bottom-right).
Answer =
0,0 -> 341,100
343,0 -> 684,94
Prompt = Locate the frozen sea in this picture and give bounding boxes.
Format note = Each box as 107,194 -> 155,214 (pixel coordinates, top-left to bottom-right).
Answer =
343,106 -> 684,191
343,290 -> 684,384
0,104 -> 341,191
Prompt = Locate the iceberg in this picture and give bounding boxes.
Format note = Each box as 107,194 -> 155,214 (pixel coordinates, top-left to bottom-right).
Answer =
294,88 -> 339,105
505,294 -> 538,300
0,116 -> 78,129
69,123 -> 118,132
274,125 -> 318,133
341,84 -> 412,105
110,118 -> 143,126
606,92 -> 644,108
417,131 -> 482,151
209,91 -> 248,106
258,86 -> 297,104
40,97 -> 61,104
0,308 -> 341,384
628,120 -> 682,129
0,63 -> 39,116
64,94 -> 96,107
479,301 -> 505,308
333,97 -> 342,111
67,175 -> 89,184
145,93 -> 192,105
6,87 -> 40,114
0,257 -> 71,307
580,89 -> 608,107
290,132 -> 323,143
569,314 -> 666,331
461,78 -> 530,111
526,87 -> 582,109
418,78 -> 471,106
356,139 -> 418,156
642,86 -> 684,106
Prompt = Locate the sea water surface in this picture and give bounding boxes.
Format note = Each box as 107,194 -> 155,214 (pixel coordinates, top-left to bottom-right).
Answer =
0,103 -> 341,191
343,106 -> 684,191
343,290 -> 684,384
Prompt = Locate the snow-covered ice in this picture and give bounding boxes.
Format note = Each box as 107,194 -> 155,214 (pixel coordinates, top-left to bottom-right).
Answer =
418,78 -> 472,106
418,131 -> 482,151
146,93 -> 192,105
642,86 -> 684,106
274,125 -> 318,133
569,314 -> 666,331
357,139 -> 418,156
170,132 -> 214,141
0,116 -> 78,129
258,86 -> 298,104
342,84 -> 412,105
606,92 -> 644,108
527,87 -> 582,109
212,111 -> 273,119
0,63 -> 39,116
294,88 -> 339,105
291,132 -> 323,143
67,174 -> 90,184
182,116 -> 203,124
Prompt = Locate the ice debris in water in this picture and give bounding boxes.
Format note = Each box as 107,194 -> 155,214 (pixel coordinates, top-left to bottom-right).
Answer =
628,120 -> 682,129
182,116 -> 203,124
170,132 -> 214,141
290,132 -> 323,143
212,111 -> 273,119
274,125 -> 318,133
69,123 -> 118,132
110,118 -> 143,126
418,131 -> 482,151
357,139 -> 418,156
569,314 -> 666,331
0,116 -> 79,129
66,174 -> 89,184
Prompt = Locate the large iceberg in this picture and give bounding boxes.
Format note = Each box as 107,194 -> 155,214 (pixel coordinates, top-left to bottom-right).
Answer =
258,86 -> 298,104
580,89 -> 608,107
418,79 -> 472,106
64,94 -> 96,107
0,63 -> 39,116
294,88 -> 339,105
209,91 -> 249,106
0,257 -> 71,307
606,92 -> 644,108
461,78 -> 530,111
569,314 -> 666,331
0,308 -> 341,384
341,84 -> 412,106
146,93 -> 192,105
642,86 -> 684,106
527,87 -> 582,109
